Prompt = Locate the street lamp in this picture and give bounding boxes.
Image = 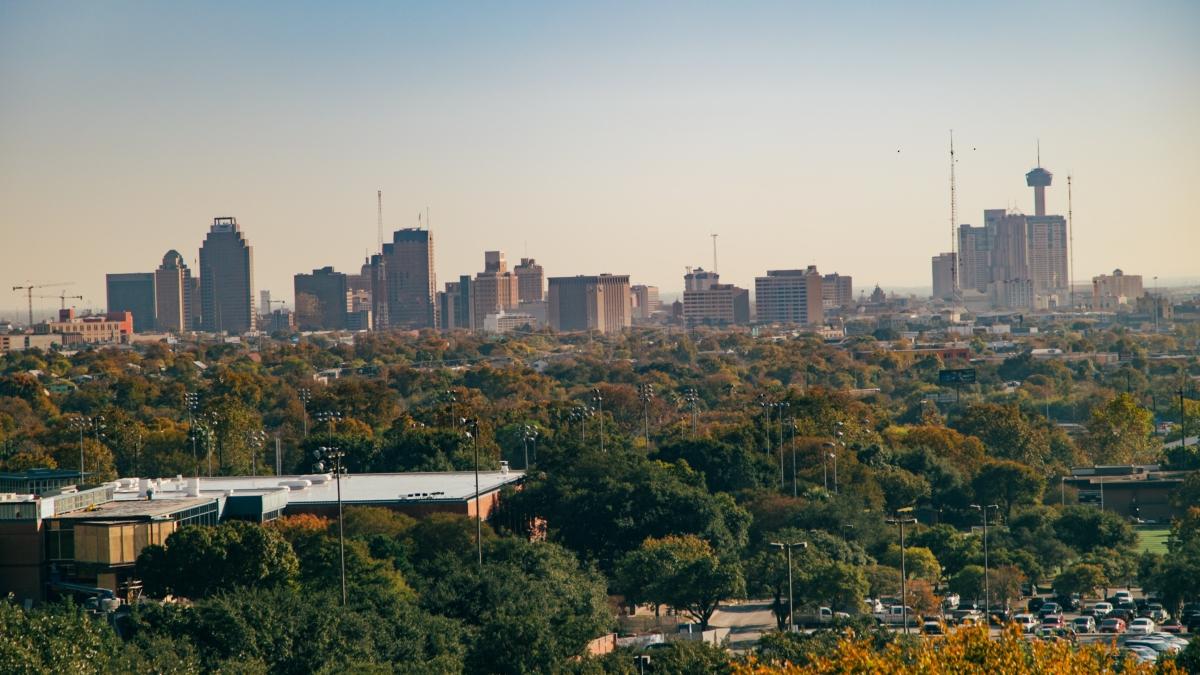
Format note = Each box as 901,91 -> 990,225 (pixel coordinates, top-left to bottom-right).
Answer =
184,392 -> 201,475
758,394 -> 772,454
885,508 -> 918,634
970,504 -> 1000,614
777,402 -> 789,490
313,445 -> 347,606
684,388 -> 699,437
246,430 -> 267,475
462,418 -> 483,567
789,417 -> 798,498
68,414 -> 104,485
769,541 -> 808,632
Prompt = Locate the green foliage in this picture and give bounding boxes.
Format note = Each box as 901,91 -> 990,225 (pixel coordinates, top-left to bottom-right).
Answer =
138,521 -> 299,599
617,535 -> 745,630
1083,393 -> 1156,465
970,460 -> 1043,519
1052,505 -> 1137,555
1053,562 -> 1108,598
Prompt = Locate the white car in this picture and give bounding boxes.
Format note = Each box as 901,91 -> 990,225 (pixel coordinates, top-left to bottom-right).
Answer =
1127,618 -> 1155,635
1112,591 -> 1134,604
1090,602 -> 1113,617
1013,614 -> 1038,633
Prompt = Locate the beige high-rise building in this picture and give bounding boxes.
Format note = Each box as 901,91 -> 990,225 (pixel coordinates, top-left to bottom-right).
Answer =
514,258 -> 545,303
931,253 -> 957,300
821,273 -> 854,309
154,250 -> 196,332
631,285 -> 660,320
548,274 -> 631,334
472,251 -> 519,330
754,266 -> 824,326
1092,269 -> 1144,311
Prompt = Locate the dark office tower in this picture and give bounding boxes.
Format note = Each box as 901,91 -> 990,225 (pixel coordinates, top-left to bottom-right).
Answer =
154,250 -> 198,332
382,228 -> 436,329
106,272 -> 156,333
294,267 -> 349,330
198,217 -> 256,333
514,258 -> 545,303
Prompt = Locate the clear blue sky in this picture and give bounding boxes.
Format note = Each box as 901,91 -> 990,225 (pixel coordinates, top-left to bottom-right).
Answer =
2,1 -> 1197,316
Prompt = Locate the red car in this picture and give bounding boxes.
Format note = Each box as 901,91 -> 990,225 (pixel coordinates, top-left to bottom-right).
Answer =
1160,619 -> 1185,634
1099,618 -> 1126,634
1042,615 -> 1065,629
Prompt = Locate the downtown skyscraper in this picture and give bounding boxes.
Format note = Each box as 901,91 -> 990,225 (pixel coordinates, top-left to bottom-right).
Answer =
381,228 -> 436,329
199,217 -> 256,333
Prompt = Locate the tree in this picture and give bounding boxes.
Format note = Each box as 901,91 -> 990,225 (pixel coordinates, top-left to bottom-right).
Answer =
950,565 -> 986,605
1083,393 -> 1155,465
881,545 -> 941,583
616,535 -> 744,630
988,565 -> 1027,608
137,521 -> 299,599
1052,506 -> 1137,555
954,403 -> 1051,469
1053,563 -> 1108,599
971,460 -> 1043,520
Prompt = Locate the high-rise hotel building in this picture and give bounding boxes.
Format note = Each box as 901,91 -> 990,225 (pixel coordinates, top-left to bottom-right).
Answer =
199,217 -> 256,333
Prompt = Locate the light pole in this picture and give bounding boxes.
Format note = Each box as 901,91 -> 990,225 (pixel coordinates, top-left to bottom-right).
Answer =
462,418 -> 482,567
777,402 -> 789,490
246,430 -> 267,475
684,388 -> 699,437
185,392 -> 200,476
69,415 -> 102,484
592,388 -> 605,452
971,503 -> 999,614
521,424 -> 538,470
770,541 -> 808,632
886,509 -> 917,634
759,395 -> 772,455
821,442 -> 833,492
314,445 -> 347,605
298,387 -> 311,438
789,418 -> 798,498
638,383 -> 655,445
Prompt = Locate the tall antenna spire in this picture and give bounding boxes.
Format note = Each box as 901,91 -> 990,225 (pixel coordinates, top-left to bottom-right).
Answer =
949,129 -> 958,294
1068,174 -> 1075,310
711,233 -> 718,274
1037,139 -> 1041,167
376,190 -> 383,253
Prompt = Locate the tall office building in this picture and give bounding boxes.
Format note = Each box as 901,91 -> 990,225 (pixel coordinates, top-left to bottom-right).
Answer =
198,217 -> 256,333
931,253 -> 957,300
294,267 -> 349,330
472,251 -> 519,329
367,253 -> 389,330
957,224 -> 991,293
381,228 -> 436,329
684,268 -> 719,292
259,290 -> 272,315
154,250 -> 197,332
989,212 -> 1030,285
439,276 -> 473,330
821,273 -> 854,309
547,274 -> 631,334
754,267 -> 824,326
106,273 -> 156,333
631,285 -> 660,320
1027,215 -> 1068,293
514,258 -> 545,303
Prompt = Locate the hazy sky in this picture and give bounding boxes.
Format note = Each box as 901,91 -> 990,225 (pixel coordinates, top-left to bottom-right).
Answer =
2,1 -> 1198,318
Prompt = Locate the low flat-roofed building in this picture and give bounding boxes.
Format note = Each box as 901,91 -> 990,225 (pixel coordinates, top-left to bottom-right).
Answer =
1063,464 -> 1193,522
0,468 -> 85,496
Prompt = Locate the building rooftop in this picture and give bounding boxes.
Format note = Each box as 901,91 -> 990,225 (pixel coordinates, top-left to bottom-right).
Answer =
110,471 -> 525,506
53,496 -> 214,521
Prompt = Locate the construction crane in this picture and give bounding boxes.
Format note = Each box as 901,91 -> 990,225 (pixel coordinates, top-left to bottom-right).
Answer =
33,291 -> 84,310
11,282 -> 74,326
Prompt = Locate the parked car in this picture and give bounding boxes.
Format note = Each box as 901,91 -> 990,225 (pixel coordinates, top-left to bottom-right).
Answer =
1125,637 -> 1182,655
1123,646 -> 1159,665
1127,618 -> 1156,635
1117,600 -> 1138,613
988,607 -> 1012,625
1013,614 -> 1038,634
1055,594 -> 1081,612
1089,601 -> 1113,617
1041,614 -> 1065,629
1038,602 -> 1062,618
1159,619 -> 1185,634
1145,604 -> 1169,622
1072,616 -> 1097,634
874,605 -> 918,627
1027,597 -> 1045,614
951,608 -> 985,626
1110,591 -> 1134,605
1110,608 -> 1136,624
941,593 -> 960,611
921,620 -> 945,635
1099,618 -> 1126,633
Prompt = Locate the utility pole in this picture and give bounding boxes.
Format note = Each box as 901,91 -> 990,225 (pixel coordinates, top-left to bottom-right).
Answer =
949,130 -> 959,296
971,504 -> 999,614
1068,175 -> 1076,310
886,509 -> 917,634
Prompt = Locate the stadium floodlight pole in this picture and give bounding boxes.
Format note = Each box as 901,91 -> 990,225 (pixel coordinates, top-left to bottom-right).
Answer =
777,402 -> 789,490
69,415 -> 91,484
521,424 -> 538,470
462,418 -> 482,566
315,445 -> 347,605
769,541 -> 808,632
185,392 -> 200,477
886,508 -> 918,634
592,388 -> 605,452
789,418 -> 798,497
638,383 -> 655,445
298,387 -> 311,438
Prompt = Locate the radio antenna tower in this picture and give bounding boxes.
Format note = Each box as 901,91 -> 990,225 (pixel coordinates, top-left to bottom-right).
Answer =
949,129 -> 959,294
376,190 -> 384,253
711,233 -> 718,273
1068,174 -> 1076,310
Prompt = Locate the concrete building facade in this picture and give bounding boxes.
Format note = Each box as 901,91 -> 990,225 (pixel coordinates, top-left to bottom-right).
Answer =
294,267 -> 349,331
931,252 -> 957,300
630,285 -> 660,320
514,257 -> 545,303
754,267 -> 824,326
154,250 -> 197,332
1092,269 -> 1145,311
821,273 -> 854,309
548,274 -> 631,334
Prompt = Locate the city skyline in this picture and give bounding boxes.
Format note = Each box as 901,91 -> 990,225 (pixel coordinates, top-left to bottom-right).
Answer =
2,1 -> 1199,318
